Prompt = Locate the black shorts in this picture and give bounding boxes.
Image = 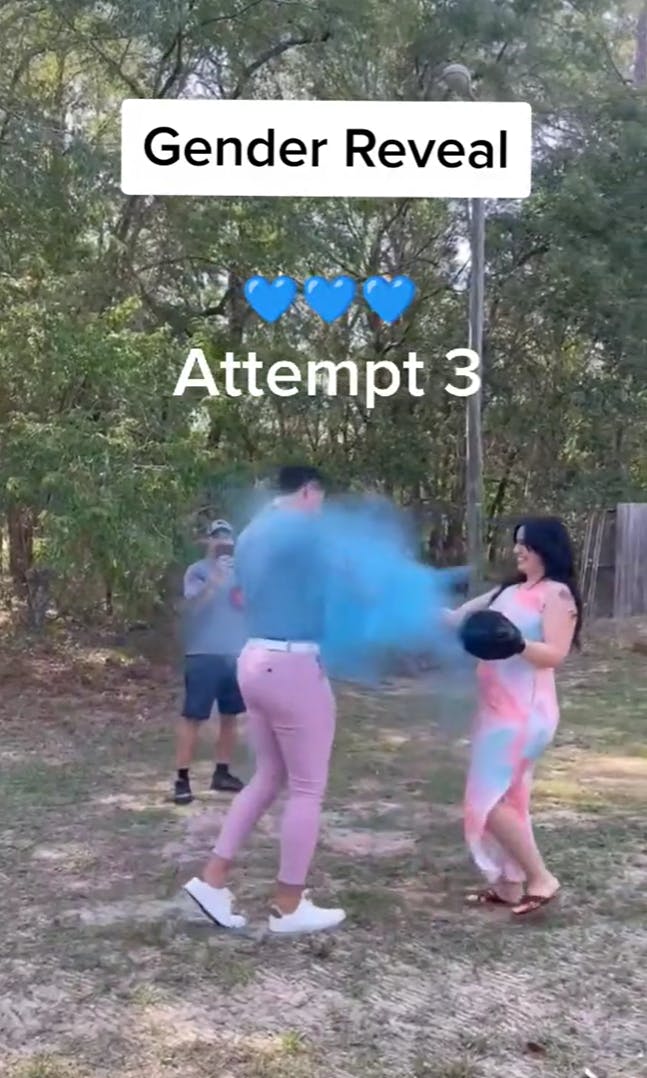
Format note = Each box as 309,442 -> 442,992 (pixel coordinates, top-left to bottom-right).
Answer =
182,654 -> 245,721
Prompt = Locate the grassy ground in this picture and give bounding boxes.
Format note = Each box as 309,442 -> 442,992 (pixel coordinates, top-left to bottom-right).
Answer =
0,628 -> 646,1078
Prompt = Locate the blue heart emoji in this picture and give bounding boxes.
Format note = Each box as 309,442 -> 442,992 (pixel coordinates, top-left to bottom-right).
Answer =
244,275 -> 297,323
363,276 -> 416,323
303,276 -> 356,324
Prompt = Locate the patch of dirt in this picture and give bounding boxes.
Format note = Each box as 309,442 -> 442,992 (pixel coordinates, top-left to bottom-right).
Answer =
161,805 -> 277,865
577,754 -> 647,779
586,615 -> 647,651
322,828 -> 416,857
73,894 -> 203,927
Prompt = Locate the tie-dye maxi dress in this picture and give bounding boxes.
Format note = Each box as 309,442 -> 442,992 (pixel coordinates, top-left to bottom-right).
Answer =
464,581 -> 559,883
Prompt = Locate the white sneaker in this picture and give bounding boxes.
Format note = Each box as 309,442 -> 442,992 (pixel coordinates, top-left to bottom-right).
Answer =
268,893 -> 346,935
183,877 -> 246,929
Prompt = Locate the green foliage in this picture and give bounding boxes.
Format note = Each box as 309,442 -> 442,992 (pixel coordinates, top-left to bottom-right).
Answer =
0,0 -> 645,619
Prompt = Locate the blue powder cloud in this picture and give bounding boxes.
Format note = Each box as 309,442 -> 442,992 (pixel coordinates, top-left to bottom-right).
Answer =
315,499 -> 468,684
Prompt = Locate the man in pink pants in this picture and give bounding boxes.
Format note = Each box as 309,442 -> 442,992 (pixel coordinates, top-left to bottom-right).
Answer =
184,465 -> 345,935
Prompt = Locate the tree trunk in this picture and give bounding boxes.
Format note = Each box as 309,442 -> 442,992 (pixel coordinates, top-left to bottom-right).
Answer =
7,506 -> 34,597
487,451 -> 517,558
444,514 -> 465,566
209,268 -> 247,448
25,567 -> 53,630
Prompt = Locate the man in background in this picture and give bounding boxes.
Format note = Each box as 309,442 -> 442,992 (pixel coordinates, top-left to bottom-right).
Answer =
173,520 -> 246,804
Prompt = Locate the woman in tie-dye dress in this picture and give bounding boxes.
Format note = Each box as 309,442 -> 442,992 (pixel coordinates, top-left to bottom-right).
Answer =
448,518 -> 582,916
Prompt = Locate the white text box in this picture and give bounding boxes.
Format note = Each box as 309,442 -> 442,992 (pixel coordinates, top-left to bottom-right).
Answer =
121,99 -> 532,198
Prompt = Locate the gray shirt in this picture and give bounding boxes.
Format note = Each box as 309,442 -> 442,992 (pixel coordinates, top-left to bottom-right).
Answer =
182,557 -> 247,657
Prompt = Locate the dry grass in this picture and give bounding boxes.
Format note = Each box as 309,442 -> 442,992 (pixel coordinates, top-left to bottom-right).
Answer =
1,626 -> 646,1078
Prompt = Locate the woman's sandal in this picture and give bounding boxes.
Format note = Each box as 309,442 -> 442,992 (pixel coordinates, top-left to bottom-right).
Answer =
466,888 -> 514,907
511,890 -> 560,916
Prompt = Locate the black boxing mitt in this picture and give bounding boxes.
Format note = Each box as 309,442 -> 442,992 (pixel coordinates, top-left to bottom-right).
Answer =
459,609 -> 526,661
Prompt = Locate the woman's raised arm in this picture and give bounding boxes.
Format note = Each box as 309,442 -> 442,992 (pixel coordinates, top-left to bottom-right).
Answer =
443,588 -> 498,627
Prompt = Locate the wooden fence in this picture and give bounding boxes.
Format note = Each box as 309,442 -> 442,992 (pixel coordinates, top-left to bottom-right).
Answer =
424,503 -> 647,620
613,503 -> 647,618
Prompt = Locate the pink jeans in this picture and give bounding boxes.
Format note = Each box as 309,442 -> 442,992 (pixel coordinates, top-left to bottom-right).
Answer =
213,643 -> 336,886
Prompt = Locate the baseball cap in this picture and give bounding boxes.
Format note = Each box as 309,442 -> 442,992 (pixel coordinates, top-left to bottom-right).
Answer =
206,518 -> 233,537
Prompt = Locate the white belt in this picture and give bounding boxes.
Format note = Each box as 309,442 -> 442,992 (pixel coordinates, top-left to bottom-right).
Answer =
247,637 -> 319,654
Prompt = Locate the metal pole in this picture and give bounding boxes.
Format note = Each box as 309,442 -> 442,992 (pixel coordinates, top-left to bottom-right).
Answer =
466,197 -> 485,594
437,64 -> 485,593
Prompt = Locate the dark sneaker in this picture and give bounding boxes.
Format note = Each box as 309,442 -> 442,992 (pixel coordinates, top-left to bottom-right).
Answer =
210,769 -> 244,793
174,776 -> 193,805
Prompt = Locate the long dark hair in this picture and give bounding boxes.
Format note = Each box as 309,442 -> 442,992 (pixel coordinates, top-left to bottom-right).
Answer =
493,516 -> 583,647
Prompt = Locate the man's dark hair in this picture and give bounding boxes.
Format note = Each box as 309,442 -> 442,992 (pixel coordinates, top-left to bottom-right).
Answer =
277,464 -> 324,494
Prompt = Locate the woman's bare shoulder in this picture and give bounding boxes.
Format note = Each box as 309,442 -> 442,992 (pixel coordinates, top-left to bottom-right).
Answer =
543,579 -> 577,609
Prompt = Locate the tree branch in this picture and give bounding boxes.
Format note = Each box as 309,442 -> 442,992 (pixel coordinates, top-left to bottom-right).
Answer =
200,0 -> 266,27
136,278 -> 234,337
231,30 -> 332,98
564,1 -> 631,86
0,49 -> 47,147
156,28 -> 185,98
77,34 -> 146,97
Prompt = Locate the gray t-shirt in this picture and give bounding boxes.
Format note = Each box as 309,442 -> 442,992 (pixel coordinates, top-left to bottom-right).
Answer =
182,557 -> 247,657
